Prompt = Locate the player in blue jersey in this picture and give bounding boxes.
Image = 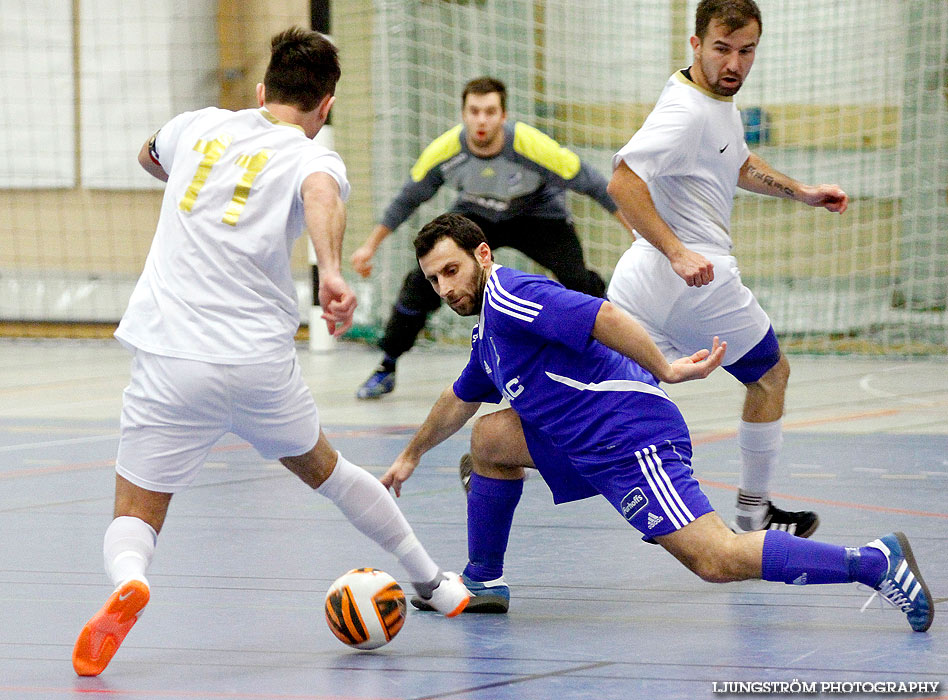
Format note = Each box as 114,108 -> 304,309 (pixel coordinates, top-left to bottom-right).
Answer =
351,76 -> 629,399
380,213 -> 932,632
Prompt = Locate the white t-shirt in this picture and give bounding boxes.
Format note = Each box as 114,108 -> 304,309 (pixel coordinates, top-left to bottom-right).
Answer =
613,70 -> 749,255
116,107 -> 350,364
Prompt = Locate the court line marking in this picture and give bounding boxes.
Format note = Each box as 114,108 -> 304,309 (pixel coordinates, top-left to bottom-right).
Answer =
0,434 -> 118,453
858,366 -> 939,406
0,443 -> 250,480
695,476 -> 948,519
691,408 -> 902,446
414,661 -> 614,700
0,428 -> 463,480
2,418 -> 946,520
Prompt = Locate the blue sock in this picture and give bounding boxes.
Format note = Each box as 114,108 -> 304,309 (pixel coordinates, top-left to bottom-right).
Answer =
761,530 -> 888,586
463,473 -> 523,582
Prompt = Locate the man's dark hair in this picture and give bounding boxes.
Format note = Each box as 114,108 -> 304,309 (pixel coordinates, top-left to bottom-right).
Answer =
414,214 -> 488,259
264,26 -> 340,112
695,0 -> 762,39
462,76 -> 507,112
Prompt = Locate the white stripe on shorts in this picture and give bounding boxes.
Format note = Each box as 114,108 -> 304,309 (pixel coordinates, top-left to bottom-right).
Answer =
648,446 -> 696,522
636,445 -> 695,529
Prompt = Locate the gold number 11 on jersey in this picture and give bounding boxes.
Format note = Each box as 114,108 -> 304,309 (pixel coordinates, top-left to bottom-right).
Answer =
178,136 -> 274,227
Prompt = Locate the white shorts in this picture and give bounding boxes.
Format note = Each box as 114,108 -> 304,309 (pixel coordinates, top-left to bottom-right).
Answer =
116,349 -> 320,493
607,243 -> 771,364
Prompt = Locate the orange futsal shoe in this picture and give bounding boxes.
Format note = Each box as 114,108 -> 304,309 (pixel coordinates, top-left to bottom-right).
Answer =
72,579 -> 150,676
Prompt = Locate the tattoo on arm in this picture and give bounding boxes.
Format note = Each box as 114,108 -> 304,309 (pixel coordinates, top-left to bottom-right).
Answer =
746,163 -> 795,198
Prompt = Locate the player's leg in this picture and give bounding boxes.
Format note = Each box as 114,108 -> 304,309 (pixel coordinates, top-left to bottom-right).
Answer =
656,513 -> 933,631
235,356 -> 468,616
279,434 -> 468,616
697,269 -> 818,536
357,267 -> 442,399
611,249 -> 818,535
462,409 -> 533,611
728,335 -> 815,535
72,478 -> 168,677
433,409 -> 602,614
509,217 -> 606,297
413,408 -> 531,613
74,351 -> 225,676
586,431 -> 931,632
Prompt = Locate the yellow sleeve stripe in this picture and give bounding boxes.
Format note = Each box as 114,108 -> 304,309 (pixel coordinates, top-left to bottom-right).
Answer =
410,124 -> 464,182
512,122 -> 581,180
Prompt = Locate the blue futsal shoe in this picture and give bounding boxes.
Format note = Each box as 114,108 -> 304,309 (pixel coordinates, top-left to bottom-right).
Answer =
865,532 -> 933,632
356,366 -> 395,399
411,572 -> 510,614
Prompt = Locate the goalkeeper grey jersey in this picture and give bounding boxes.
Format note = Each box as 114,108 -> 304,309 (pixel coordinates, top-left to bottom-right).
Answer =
380,121 -> 616,229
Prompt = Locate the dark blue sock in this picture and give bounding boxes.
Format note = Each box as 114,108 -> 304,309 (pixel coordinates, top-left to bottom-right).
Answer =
761,530 -> 888,586
463,473 -> 523,582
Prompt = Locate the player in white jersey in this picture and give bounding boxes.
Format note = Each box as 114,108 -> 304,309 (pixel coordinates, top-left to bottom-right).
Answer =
72,27 -> 468,678
607,0 -> 849,537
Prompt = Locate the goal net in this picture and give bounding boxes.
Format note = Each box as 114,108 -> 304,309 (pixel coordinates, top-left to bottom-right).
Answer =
331,0 -> 948,354
2,0 -> 946,356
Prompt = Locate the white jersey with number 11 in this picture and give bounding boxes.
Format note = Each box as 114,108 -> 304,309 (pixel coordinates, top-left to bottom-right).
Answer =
116,107 -> 350,364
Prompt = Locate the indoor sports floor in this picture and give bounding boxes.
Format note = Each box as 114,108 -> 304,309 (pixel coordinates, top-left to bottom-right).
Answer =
1,338 -> 946,700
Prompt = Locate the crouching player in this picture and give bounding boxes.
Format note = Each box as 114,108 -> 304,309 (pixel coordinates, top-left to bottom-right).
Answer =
381,213 -> 933,632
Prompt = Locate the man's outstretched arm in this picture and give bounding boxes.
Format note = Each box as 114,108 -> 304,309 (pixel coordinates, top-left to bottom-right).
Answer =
381,386 -> 481,497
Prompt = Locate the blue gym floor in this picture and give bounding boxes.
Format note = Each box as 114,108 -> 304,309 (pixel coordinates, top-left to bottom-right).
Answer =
0,341 -> 945,699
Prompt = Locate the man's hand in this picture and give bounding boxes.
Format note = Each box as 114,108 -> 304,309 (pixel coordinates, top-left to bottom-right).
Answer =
350,243 -> 375,279
380,454 -> 418,497
799,184 -> 848,214
317,271 -> 357,336
669,248 -> 715,287
663,337 -> 727,383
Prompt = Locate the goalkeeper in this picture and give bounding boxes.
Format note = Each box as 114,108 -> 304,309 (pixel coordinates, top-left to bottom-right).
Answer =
351,76 -> 628,399
606,0 -> 848,538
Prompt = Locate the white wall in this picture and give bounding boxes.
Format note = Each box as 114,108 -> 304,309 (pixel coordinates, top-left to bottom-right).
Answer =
80,0 -> 218,189
0,1 -> 218,190
0,0 -> 75,188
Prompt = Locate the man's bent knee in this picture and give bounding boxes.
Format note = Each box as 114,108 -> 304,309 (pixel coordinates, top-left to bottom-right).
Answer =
752,353 -> 790,392
280,432 -> 338,489
656,512 -> 764,583
470,412 -> 529,480
113,474 -> 173,534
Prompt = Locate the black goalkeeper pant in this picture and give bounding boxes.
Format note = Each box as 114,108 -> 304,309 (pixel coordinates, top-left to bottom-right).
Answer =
378,214 -> 606,360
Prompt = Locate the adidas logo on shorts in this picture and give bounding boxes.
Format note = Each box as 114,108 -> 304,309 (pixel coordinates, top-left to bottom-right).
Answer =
647,512 -> 664,530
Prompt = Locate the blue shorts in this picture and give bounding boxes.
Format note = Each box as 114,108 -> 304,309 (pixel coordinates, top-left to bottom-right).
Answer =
522,424 -> 713,541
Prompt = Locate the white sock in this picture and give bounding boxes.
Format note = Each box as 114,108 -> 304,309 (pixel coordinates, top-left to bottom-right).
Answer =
103,516 -> 157,589
736,419 -> 783,527
317,452 -> 439,585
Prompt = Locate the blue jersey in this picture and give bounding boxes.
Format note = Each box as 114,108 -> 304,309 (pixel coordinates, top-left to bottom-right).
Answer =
454,266 -> 689,466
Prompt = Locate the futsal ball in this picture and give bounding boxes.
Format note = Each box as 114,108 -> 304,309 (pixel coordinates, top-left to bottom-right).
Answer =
325,568 -> 407,650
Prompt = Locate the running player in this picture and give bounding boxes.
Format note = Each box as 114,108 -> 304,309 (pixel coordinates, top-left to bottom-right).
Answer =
71,27 -> 468,678
380,213 -> 931,635
606,0 -> 849,536
351,76 -> 628,399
